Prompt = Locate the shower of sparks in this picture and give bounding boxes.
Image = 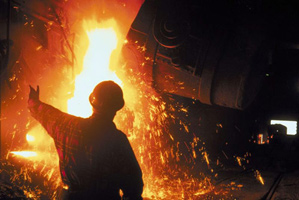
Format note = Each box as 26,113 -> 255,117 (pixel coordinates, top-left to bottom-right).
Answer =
5,18 -> 223,199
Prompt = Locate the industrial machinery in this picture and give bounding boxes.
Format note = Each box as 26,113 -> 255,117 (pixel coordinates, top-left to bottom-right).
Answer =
123,0 -> 299,112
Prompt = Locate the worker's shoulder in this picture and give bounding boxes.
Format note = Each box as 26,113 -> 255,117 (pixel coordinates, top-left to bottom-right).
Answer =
115,129 -> 130,140
65,115 -> 90,129
115,129 -> 126,136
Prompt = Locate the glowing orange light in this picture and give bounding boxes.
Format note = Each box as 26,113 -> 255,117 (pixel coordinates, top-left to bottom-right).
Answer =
10,151 -> 37,158
236,156 -> 242,166
255,170 -> 265,185
26,134 -> 35,142
203,151 -> 210,167
9,125 -> 59,161
68,20 -> 122,117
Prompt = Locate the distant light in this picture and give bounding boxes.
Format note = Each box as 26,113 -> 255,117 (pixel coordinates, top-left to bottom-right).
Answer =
270,120 -> 297,135
257,134 -> 264,144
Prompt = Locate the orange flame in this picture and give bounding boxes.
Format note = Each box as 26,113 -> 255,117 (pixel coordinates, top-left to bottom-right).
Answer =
68,20 -> 122,117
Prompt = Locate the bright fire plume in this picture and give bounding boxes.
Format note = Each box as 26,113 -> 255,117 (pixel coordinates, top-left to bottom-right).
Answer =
68,20 -> 122,117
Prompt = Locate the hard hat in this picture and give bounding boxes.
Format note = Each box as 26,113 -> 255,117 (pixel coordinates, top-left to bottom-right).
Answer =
89,81 -> 124,112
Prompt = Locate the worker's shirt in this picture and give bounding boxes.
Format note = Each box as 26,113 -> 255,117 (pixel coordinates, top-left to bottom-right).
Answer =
28,99 -> 143,199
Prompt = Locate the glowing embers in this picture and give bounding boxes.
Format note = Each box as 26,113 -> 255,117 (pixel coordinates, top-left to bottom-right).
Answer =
68,19 -> 122,118
255,170 -> 265,185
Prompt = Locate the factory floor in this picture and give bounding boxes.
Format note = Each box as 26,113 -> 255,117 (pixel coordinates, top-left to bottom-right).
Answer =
1,161 -> 299,199
206,143 -> 299,200
212,168 -> 299,200
1,142 -> 299,199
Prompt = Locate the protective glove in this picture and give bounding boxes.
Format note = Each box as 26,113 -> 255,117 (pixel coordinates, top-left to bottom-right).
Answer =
29,85 -> 40,101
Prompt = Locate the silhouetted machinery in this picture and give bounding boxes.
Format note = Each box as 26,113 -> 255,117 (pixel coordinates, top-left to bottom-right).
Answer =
122,0 -> 299,110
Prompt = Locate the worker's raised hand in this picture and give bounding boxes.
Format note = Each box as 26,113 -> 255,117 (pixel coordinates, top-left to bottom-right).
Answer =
29,85 -> 40,100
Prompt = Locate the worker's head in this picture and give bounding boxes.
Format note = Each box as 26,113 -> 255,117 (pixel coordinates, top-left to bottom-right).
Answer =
89,81 -> 124,115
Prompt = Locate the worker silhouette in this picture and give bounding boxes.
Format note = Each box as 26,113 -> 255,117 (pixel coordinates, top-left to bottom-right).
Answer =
28,81 -> 143,200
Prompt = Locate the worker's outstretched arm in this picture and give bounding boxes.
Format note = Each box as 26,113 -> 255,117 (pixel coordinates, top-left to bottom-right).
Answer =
28,85 -> 79,140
